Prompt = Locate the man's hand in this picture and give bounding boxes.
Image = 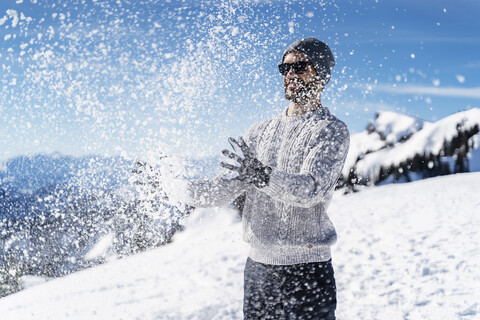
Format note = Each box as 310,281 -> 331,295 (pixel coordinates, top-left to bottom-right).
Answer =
220,137 -> 272,188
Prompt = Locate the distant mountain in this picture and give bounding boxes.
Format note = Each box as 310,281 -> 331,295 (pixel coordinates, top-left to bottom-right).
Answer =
0,154 -> 191,293
339,108 -> 480,190
0,153 -> 133,199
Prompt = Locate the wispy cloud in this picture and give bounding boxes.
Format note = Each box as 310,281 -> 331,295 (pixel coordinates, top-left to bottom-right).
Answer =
461,61 -> 480,69
381,36 -> 480,45
341,36 -> 480,46
370,84 -> 480,99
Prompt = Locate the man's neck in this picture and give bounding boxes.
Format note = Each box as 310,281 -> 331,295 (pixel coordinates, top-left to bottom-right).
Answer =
287,98 -> 322,117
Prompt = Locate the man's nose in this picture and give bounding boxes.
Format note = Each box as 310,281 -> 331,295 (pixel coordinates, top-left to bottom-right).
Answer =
285,67 -> 298,79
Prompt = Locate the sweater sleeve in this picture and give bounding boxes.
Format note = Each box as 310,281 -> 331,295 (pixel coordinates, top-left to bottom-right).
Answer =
259,120 -> 350,208
184,171 -> 248,208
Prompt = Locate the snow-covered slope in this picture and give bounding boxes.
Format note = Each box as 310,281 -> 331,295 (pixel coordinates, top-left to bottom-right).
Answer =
342,108 -> 480,187
0,172 -> 479,320
343,111 -> 427,176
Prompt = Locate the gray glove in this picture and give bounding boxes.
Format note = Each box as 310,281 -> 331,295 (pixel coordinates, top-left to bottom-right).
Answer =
220,137 -> 272,188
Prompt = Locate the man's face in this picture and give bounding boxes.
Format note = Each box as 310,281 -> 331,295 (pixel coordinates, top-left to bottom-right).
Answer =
282,51 -> 320,103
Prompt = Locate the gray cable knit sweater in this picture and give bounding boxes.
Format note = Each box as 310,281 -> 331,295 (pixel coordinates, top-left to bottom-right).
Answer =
186,106 -> 350,265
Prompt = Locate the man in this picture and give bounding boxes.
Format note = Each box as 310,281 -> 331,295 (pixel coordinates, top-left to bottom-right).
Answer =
180,37 -> 349,319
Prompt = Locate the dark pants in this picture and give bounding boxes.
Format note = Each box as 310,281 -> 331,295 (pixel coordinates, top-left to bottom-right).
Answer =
243,258 -> 336,320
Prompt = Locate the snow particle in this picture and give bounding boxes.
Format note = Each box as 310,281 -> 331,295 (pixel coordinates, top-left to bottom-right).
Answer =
456,75 -> 465,83
410,53 -> 415,59
288,21 -> 294,34
6,9 -> 19,28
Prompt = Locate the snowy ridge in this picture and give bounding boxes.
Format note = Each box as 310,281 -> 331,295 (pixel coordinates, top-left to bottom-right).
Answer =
342,108 -> 480,187
368,110 -> 425,145
0,173 -> 478,319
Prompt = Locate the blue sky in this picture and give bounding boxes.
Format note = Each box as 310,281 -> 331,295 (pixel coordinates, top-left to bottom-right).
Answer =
1,0 -> 479,162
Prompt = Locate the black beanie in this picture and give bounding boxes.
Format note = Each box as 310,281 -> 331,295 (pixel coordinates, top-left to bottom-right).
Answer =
282,37 -> 335,86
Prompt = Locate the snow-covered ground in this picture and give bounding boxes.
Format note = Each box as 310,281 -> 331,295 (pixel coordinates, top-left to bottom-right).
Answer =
0,173 -> 479,320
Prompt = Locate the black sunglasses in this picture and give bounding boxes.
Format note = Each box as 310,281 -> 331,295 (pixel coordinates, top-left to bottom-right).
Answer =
278,61 -> 311,75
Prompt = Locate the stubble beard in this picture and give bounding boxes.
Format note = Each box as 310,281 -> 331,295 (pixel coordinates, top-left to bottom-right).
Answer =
284,79 -> 320,103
